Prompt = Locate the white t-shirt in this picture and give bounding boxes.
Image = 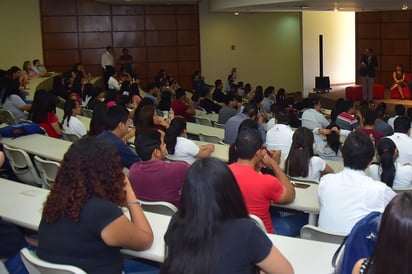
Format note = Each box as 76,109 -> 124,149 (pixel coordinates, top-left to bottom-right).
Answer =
386,134 -> 412,165
62,116 -> 87,137
286,156 -> 326,181
108,76 -> 121,91
169,137 -> 199,165
2,94 -> 27,122
368,161 -> 412,190
265,124 -> 293,157
266,118 -> 276,131
318,168 -> 396,234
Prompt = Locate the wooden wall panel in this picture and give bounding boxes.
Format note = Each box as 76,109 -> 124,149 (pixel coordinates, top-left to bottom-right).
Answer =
112,6 -> 144,15
381,11 -> 410,22
77,0 -> 111,15
41,0 -> 76,15
357,23 -> 380,38
43,33 -> 78,49
112,16 -> 144,31
177,14 -> 199,29
380,56 -> 408,71
79,32 -> 113,48
40,0 -> 200,90
112,32 -> 145,47
44,50 -> 79,66
178,46 -> 200,61
78,16 -> 111,32
42,17 -> 77,32
381,23 -> 410,39
146,31 -> 177,46
381,40 -> 410,55
177,30 -> 199,45
356,11 -> 381,23
147,47 -> 178,62
145,15 -> 177,30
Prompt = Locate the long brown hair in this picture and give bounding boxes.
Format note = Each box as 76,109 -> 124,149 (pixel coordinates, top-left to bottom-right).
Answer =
42,137 -> 126,223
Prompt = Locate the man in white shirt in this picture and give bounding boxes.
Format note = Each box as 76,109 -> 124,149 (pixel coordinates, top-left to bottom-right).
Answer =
301,97 -> 329,130
265,107 -> 293,157
101,46 -> 114,71
387,116 -> 412,165
318,131 -> 396,234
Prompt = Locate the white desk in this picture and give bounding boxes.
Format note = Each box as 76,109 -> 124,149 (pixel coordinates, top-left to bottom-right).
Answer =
193,140 -> 229,162
196,113 -> 219,123
0,178 -> 337,273
186,122 -> 224,139
274,183 -> 320,226
1,134 -> 71,162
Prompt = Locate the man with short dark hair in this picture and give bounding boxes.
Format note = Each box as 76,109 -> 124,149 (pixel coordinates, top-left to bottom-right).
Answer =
224,103 -> 266,144
171,88 -> 196,122
144,83 -> 160,106
129,130 -> 189,207
262,86 -> 275,113
357,109 -> 384,145
98,105 -> 139,168
218,93 -> 239,124
100,46 -> 114,71
301,97 -> 329,130
318,131 -> 396,234
387,116 -> 412,165
335,100 -> 363,131
229,128 -> 300,236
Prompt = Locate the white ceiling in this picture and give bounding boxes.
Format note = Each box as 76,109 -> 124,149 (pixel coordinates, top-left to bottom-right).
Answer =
96,0 -> 411,12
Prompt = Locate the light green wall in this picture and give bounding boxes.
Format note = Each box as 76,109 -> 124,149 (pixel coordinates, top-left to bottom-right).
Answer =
0,0 -> 43,69
199,0 -> 303,92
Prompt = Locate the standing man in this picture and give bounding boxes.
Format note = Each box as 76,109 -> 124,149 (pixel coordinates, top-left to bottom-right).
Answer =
119,48 -> 133,76
359,48 -> 378,101
101,46 -> 114,72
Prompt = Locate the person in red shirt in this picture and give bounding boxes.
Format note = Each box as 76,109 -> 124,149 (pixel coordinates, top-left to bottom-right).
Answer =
229,128 -> 307,236
171,88 -> 195,122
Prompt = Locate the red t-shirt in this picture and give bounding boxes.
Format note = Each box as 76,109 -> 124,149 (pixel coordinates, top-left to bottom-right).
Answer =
229,163 -> 284,233
171,99 -> 191,122
40,112 -> 61,139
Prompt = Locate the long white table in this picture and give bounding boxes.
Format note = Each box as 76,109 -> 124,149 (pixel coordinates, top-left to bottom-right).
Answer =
186,122 -> 224,139
193,140 -> 229,162
0,178 -> 338,273
1,134 -> 71,162
274,182 -> 320,226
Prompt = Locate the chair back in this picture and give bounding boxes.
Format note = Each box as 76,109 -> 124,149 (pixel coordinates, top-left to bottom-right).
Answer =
195,116 -> 213,127
213,122 -> 225,129
3,144 -> 42,186
56,96 -> 66,110
33,156 -> 60,189
0,109 -> 17,125
198,132 -> 223,144
195,108 -> 207,115
300,224 -> 346,244
140,200 -> 178,216
325,159 -> 344,173
393,187 -> 412,193
249,214 -> 266,232
20,248 -> 87,274
80,107 -> 93,118
61,131 -> 80,142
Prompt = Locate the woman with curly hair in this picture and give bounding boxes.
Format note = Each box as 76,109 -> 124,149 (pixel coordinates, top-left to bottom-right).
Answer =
37,137 -> 154,274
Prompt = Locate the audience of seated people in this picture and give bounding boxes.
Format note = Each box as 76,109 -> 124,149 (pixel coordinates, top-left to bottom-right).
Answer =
318,131 -> 396,234
130,129 -> 189,208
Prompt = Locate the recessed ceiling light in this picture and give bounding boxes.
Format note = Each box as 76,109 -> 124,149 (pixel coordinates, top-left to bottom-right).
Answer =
402,4 -> 408,10
234,12 -> 239,15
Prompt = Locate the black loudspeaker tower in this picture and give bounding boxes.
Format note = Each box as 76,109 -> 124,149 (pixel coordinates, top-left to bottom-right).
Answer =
315,35 -> 331,92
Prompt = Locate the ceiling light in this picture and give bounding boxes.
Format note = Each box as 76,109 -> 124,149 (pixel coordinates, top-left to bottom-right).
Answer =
402,4 -> 408,10
234,12 -> 239,16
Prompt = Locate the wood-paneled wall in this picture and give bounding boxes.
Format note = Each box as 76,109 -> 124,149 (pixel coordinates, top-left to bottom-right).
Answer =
40,0 -> 200,90
356,11 -> 412,88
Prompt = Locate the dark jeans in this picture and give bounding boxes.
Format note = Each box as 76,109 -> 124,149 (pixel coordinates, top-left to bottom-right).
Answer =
271,207 -> 308,237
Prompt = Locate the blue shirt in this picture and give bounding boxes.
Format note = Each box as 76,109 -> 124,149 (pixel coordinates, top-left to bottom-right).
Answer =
224,113 -> 266,145
98,131 -> 139,168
